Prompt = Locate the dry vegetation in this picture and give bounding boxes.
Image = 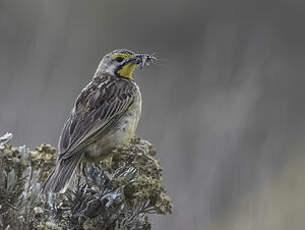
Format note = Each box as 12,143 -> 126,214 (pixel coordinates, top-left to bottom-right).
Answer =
0,133 -> 172,230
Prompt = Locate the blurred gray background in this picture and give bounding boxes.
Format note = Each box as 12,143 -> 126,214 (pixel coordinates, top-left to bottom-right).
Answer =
1,0 -> 305,229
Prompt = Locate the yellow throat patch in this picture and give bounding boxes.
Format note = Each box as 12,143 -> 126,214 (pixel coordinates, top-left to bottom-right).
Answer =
112,53 -> 137,79
117,63 -> 137,79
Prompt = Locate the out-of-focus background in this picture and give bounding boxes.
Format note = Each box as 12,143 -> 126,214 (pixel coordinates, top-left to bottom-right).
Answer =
1,0 -> 305,229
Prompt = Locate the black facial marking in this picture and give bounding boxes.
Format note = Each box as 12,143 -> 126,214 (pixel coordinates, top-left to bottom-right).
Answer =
115,57 -> 124,63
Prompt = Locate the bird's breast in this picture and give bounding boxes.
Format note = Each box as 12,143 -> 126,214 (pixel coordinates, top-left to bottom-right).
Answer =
85,89 -> 142,161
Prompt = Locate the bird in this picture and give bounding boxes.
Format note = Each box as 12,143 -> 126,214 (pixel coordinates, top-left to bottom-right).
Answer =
42,49 -> 156,193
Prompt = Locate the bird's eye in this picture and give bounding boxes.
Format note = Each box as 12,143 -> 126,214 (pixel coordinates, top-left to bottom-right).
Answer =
115,57 -> 124,62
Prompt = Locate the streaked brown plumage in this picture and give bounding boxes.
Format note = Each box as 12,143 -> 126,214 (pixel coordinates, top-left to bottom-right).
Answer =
42,49 -> 155,193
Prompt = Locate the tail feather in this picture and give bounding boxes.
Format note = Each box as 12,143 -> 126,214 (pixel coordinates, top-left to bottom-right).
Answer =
42,153 -> 83,193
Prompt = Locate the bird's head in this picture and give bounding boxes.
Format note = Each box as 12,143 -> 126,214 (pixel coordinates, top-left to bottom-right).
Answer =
95,49 -> 156,79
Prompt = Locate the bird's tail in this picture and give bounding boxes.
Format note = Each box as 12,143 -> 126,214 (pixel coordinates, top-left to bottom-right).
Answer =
41,153 -> 83,193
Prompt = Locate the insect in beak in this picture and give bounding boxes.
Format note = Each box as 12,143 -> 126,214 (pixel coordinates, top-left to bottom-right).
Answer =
134,54 -> 158,69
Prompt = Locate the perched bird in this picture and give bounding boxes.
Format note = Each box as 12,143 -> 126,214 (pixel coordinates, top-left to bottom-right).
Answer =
42,49 -> 156,193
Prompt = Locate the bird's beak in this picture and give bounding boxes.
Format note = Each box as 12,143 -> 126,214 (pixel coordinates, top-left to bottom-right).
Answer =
129,54 -> 157,69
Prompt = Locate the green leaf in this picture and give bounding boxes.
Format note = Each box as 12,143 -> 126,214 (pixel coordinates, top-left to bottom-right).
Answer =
7,169 -> 16,191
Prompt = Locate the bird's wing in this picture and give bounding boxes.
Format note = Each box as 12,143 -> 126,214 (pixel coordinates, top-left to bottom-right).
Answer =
58,76 -> 137,160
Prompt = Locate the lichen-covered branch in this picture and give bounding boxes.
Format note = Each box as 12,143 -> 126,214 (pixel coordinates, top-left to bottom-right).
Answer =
0,133 -> 172,230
